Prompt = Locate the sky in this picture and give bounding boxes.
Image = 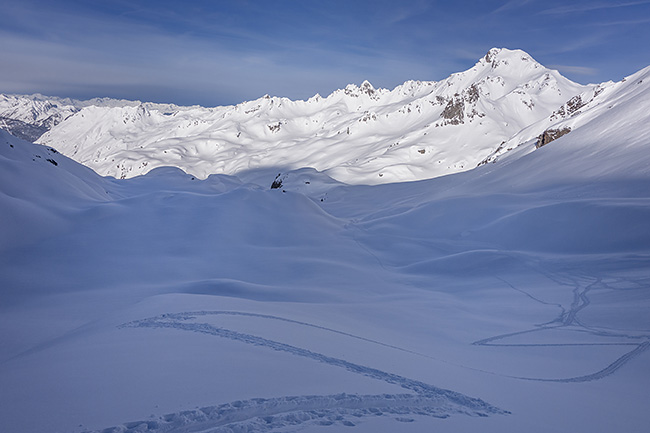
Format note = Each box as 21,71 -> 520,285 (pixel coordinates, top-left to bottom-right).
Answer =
1,0 -> 649,107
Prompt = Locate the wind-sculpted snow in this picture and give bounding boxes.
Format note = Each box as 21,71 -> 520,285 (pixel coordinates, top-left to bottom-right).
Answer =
88,311 -> 506,433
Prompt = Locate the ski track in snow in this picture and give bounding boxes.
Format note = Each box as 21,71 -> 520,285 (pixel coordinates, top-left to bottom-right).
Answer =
93,271 -> 650,432
95,312 -> 507,433
474,275 -> 650,383
150,311 -> 430,359
96,394 -> 463,433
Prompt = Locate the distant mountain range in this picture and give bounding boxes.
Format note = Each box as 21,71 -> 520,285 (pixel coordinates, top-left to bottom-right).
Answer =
0,48 -> 646,185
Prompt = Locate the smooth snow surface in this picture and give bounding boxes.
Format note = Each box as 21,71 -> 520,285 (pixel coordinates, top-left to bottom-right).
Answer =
1,55 -> 650,433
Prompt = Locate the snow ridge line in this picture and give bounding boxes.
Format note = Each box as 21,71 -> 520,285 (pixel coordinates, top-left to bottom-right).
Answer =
95,312 -> 507,433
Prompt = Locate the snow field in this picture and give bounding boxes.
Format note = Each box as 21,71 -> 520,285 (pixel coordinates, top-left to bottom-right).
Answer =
1,51 -> 650,433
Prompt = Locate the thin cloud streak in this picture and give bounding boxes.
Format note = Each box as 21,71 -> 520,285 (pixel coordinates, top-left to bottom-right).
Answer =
491,0 -> 535,14
537,33 -> 611,55
548,65 -> 599,76
586,17 -> 650,25
384,1 -> 432,24
540,0 -> 650,15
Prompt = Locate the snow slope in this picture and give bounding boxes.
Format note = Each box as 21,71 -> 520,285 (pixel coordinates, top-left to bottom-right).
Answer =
481,64 -> 650,166
30,48 -> 586,184
1,59 -> 650,433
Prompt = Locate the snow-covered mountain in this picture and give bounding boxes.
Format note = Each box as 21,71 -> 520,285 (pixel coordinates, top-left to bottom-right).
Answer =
1,50 -> 650,433
0,93 -> 186,143
480,63 -> 650,166
3,48 -> 587,184
0,94 -> 79,142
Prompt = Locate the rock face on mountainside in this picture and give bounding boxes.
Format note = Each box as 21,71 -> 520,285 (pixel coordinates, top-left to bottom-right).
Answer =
536,127 -> 572,148
0,48 -> 638,184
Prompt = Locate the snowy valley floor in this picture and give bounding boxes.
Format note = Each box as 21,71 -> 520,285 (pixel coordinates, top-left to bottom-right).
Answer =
1,129 -> 650,432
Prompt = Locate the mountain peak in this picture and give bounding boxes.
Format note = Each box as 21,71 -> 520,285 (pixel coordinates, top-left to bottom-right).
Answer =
484,47 -> 503,63
479,47 -> 540,70
341,80 -> 380,99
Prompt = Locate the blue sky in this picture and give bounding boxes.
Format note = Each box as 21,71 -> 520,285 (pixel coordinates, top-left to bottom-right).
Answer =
1,0 -> 649,106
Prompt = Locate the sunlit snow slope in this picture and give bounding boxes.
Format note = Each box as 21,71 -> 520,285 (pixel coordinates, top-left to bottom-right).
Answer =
26,48 -> 585,184
1,61 -> 649,433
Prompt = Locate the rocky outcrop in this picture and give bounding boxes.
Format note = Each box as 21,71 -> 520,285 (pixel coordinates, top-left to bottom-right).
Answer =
439,84 -> 484,126
440,94 -> 465,125
536,127 -> 571,148
550,95 -> 585,121
271,173 -> 284,189
550,84 -> 606,121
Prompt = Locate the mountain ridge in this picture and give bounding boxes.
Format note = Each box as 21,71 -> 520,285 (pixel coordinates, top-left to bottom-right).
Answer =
2,48 -> 644,185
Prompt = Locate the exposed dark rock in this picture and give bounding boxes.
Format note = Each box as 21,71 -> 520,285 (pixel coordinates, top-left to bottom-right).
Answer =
359,111 -> 377,122
536,127 -> 571,148
466,84 -> 480,104
551,95 -> 588,121
485,48 -> 498,65
441,94 -> 464,125
477,141 -> 507,166
594,84 -> 605,97
360,81 -> 376,97
270,173 -> 283,189
344,81 -> 379,99
566,96 -> 585,113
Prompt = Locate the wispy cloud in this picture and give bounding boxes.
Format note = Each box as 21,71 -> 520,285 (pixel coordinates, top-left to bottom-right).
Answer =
540,0 -> 650,15
538,33 -> 610,54
491,0 -> 536,14
453,48 -> 490,61
385,1 -> 432,24
548,65 -> 598,75
586,16 -> 650,25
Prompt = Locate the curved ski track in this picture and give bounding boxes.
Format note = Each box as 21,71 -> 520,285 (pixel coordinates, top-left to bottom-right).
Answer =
97,271 -> 650,432
474,276 -> 650,383
94,311 -> 507,433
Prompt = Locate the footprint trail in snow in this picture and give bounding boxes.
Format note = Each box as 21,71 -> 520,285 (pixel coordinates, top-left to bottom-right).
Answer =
91,311 -> 508,433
